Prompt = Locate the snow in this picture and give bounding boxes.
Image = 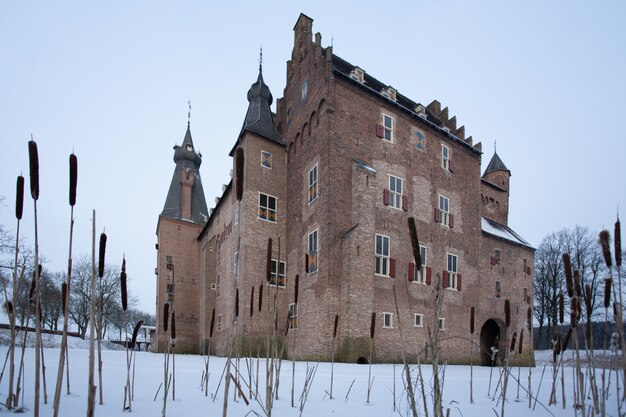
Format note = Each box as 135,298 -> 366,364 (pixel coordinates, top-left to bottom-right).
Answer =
0,332 -> 621,417
481,217 -> 532,248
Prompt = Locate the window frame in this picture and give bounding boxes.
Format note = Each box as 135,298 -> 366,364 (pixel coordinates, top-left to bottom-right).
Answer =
383,312 -> 394,328
414,245 -> 428,284
217,314 -> 222,332
439,195 -> 450,226
495,280 -> 501,299
216,273 -> 221,298
447,253 -> 459,290
382,113 -> 394,142
441,144 -> 450,170
288,303 -> 298,330
233,252 -> 239,277
258,192 -> 278,223
438,318 -> 445,331
261,150 -> 272,169
308,164 -> 319,204
414,313 -> 424,328
269,259 -> 286,287
388,175 -> 404,210
375,234 -> 391,277
307,229 -> 319,273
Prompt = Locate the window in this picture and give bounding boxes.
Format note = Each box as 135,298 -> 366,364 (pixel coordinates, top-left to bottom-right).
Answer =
447,254 -> 458,290
495,249 -> 501,264
415,130 -> 425,151
216,274 -> 221,298
414,246 -> 428,283
414,313 -> 424,328
383,312 -> 393,328
438,195 -> 450,226
301,80 -> 308,101
441,145 -> 450,170
308,164 -> 318,203
234,207 -> 239,225
288,303 -> 298,329
166,284 -> 174,302
375,234 -> 390,276
233,252 -> 239,277
261,150 -> 272,169
495,280 -> 501,298
166,256 -> 173,270
270,259 -> 286,287
438,318 -> 445,331
217,314 -> 222,332
382,114 -> 393,142
388,175 -> 403,209
258,193 -> 277,222
306,230 -> 318,273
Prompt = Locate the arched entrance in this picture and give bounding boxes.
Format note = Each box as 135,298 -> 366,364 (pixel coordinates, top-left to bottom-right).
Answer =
480,319 -> 502,366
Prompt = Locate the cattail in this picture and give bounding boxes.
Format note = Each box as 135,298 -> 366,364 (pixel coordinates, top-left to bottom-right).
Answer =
120,259 -> 128,311
527,307 -> 532,329
333,314 -> 339,338
558,292 -> 564,324
28,139 -> 39,200
266,238 -> 272,282
258,284 -> 263,312
29,277 -> 37,305
563,253 -> 574,297
604,278 -> 612,308
370,312 -> 376,338
250,286 -> 255,318
510,331 -> 517,352
470,306 -> 475,334
235,289 -> 239,318
130,320 -> 144,348
209,308 -> 215,338
615,218 -> 622,267
504,299 -> 511,327
98,233 -> 107,278
562,328 -> 572,352
584,284 -> 592,316
170,311 -> 176,340
573,270 -> 582,297
61,282 -> 68,316
284,311 -> 291,336
294,274 -> 299,304
15,175 -> 24,220
3,301 -> 13,317
69,153 -> 78,206
235,147 -> 244,201
518,330 -> 524,354
599,230 -> 612,268
613,302 -> 619,318
163,303 -> 169,332
407,217 -> 422,270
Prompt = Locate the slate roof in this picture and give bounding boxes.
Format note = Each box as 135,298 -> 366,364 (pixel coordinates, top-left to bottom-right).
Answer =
329,53 -> 481,155
483,152 -> 510,176
160,124 -> 209,225
230,66 -> 284,156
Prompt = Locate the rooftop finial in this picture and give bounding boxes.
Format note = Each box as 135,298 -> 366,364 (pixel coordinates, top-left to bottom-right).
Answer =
494,139 -> 497,153
259,46 -> 263,72
187,100 -> 192,127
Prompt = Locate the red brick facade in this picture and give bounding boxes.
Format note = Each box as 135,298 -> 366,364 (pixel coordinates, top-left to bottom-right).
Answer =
155,14 -> 535,364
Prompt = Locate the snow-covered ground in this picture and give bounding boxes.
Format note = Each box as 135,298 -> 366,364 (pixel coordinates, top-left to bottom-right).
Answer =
0,332 -> 622,417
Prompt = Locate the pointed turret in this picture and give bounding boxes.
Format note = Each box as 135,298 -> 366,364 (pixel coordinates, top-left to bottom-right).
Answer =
483,152 -> 510,176
230,65 -> 284,155
160,124 -> 208,224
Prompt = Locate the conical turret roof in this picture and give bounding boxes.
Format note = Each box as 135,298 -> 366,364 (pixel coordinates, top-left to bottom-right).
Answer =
483,152 -> 510,176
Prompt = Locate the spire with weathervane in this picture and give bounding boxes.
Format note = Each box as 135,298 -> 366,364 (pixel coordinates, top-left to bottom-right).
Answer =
160,105 -> 209,225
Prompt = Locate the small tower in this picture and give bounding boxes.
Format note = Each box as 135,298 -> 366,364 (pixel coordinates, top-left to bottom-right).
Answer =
481,151 -> 511,225
155,123 -> 208,353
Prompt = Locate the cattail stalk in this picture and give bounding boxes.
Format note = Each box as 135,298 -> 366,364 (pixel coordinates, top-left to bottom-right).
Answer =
122,256 -> 132,411
96,234 -> 106,405
330,314 -> 339,400
28,138 -> 44,417
7,176 -> 24,409
367,312 -> 376,404
86,210 -> 97,417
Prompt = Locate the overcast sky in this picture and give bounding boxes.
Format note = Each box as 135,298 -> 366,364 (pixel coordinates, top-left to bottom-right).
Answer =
1,2 -> 625,314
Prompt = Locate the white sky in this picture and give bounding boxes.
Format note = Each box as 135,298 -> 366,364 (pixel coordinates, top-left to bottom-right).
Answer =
1,2 -> 625,314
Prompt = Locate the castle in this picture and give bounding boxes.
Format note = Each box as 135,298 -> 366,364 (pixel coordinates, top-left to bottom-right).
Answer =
155,14 -> 535,364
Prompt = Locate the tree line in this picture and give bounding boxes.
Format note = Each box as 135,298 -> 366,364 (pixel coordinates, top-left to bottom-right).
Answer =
533,225 -> 624,349
0,220 -> 153,340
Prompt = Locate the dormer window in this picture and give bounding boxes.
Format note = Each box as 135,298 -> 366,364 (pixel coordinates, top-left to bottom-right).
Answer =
381,87 -> 397,101
349,67 -> 365,83
186,143 -> 193,151
415,104 -> 427,119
